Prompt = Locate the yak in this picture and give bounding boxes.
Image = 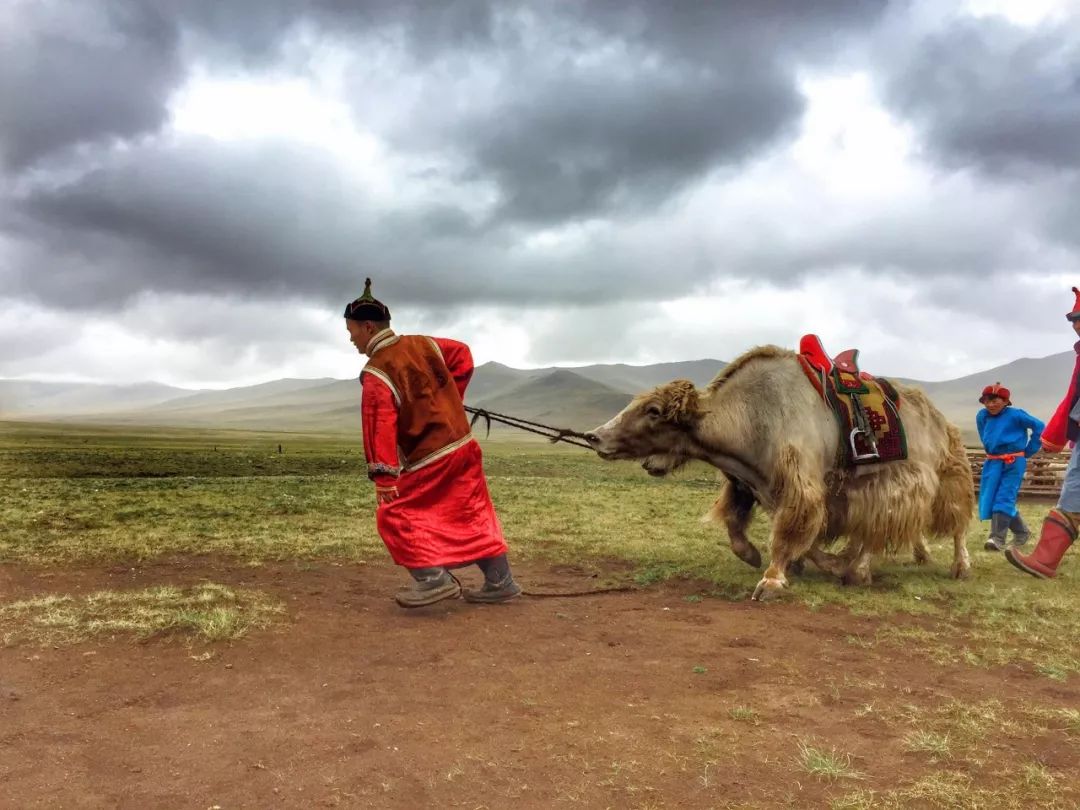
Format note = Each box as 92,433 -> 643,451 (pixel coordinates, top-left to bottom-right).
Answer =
584,345 -> 974,600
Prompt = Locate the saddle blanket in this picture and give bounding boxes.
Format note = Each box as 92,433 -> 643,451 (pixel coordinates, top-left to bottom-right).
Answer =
798,334 -> 908,467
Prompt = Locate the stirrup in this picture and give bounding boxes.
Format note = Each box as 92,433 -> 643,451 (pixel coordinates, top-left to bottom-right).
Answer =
849,428 -> 880,461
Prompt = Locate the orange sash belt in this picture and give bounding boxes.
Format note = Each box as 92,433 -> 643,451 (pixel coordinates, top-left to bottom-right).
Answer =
986,451 -> 1025,464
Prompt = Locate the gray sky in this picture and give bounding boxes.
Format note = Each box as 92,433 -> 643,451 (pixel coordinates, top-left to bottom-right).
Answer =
1,0 -> 1078,387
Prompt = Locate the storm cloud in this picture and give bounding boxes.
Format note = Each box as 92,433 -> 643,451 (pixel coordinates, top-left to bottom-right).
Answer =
879,11 -> 1080,175
1,0 -> 1078,385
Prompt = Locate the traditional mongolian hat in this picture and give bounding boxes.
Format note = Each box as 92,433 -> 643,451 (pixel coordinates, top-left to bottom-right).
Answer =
344,278 -> 391,322
1068,287 -> 1080,322
979,381 -> 1011,405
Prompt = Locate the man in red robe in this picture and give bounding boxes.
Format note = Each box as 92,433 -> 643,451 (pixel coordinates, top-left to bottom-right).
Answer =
1006,286 -> 1080,578
344,279 -> 521,607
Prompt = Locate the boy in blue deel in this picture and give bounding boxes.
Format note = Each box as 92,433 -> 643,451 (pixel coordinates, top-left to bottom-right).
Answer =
977,382 -> 1045,551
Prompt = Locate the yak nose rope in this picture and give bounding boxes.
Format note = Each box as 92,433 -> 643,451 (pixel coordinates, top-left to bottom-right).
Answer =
465,405 -> 594,450
459,404 -> 691,597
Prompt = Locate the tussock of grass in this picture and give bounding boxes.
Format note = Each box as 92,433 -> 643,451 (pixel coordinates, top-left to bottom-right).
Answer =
796,741 -> 863,781
1021,762 -> 1057,790
0,583 -> 283,646
883,697 -> 1005,764
728,706 -> 760,724
902,729 -> 951,760
1024,706 -> 1080,736
830,790 -> 877,810
832,766 -> 1072,810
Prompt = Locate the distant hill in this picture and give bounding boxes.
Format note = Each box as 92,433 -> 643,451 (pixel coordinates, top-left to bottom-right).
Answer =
148,378 -> 340,411
892,352 -> 1074,443
475,369 -> 633,432
466,362 -> 541,402
0,380 -> 192,415
560,359 -> 725,392
1,350 -> 1072,443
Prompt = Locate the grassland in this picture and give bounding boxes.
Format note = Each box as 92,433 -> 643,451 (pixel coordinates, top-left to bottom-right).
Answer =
3,419 -> 1080,808
2,419 -> 1077,674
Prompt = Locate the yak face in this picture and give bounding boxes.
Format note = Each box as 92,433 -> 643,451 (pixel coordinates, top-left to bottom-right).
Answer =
585,380 -> 702,476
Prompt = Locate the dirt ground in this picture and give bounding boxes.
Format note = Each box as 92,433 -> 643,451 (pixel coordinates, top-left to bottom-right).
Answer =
2,559 -> 1077,809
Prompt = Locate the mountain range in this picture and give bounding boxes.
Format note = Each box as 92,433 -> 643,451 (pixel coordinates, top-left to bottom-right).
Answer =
1,352 -> 1073,444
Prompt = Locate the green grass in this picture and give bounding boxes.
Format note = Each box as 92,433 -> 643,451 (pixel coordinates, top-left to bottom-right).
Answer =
0,583 -> 283,645
4,422 -> 1080,805
796,740 -> 863,781
831,768 -> 1073,810
2,420 -> 1080,678
902,729 -> 952,760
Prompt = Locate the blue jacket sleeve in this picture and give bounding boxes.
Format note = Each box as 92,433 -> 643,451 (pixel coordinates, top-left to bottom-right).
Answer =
1020,409 -> 1045,457
976,409 -> 989,450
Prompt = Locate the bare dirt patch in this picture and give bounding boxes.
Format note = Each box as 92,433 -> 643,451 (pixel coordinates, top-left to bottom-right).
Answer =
2,559 -> 1078,809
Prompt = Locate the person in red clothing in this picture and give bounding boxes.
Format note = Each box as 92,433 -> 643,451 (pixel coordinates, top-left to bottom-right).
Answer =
344,279 -> 521,607
1006,286 -> 1080,579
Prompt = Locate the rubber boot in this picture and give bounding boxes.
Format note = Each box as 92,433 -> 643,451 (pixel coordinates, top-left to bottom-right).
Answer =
1005,510 -> 1077,579
462,554 -> 522,604
1008,513 -> 1031,548
395,567 -> 461,608
984,512 -> 1010,551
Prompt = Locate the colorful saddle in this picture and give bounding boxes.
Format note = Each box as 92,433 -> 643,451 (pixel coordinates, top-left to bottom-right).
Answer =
798,334 -> 908,467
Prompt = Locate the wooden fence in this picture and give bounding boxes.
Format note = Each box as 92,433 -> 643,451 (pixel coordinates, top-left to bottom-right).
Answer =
967,449 -> 1069,498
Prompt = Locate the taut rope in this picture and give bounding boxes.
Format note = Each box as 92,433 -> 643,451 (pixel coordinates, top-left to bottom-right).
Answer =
464,405 -> 594,450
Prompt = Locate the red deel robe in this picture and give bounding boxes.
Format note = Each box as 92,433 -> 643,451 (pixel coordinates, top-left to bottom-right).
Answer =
361,336 -> 507,569
1042,340 -> 1080,453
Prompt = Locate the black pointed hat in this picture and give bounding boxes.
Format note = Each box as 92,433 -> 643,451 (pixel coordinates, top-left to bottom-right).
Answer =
344,278 -> 391,322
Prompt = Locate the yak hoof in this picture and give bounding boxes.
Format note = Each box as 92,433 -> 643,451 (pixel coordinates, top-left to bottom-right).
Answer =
786,558 -> 805,577
751,577 -> 786,602
913,547 -> 931,566
733,543 -> 762,569
841,568 -> 873,587
950,559 -> 971,580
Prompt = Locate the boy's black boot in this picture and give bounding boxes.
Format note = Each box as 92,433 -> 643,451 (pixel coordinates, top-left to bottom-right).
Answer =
395,567 -> 461,608
1008,513 -> 1031,547
984,512 -> 1010,551
463,554 -> 522,604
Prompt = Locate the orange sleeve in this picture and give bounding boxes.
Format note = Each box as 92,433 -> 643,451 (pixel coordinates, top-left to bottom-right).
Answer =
433,337 -> 474,399
361,372 -> 400,484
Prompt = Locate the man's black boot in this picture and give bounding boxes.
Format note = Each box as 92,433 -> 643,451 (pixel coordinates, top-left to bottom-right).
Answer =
395,567 -> 461,608
463,554 -> 522,604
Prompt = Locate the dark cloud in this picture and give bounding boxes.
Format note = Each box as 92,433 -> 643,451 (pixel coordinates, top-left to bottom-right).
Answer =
2,0 -> 886,211
0,0 -> 895,317
0,2 -> 183,171
346,1 -> 887,223
5,135 -> 724,311
443,63 -> 800,223
3,129 -> 1065,318
0,0 -> 502,172
4,0 -> 1073,342
880,12 -> 1080,174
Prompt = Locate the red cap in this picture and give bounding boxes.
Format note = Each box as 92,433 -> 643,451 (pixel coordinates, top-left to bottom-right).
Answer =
979,382 -> 1011,405
1068,286 -> 1080,322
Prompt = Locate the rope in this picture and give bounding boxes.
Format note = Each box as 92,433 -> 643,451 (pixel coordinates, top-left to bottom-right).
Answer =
461,405 -> 718,488
464,405 -> 594,450
521,585 -> 640,598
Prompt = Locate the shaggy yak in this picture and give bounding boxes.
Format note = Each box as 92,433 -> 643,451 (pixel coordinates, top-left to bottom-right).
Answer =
584,345 -> 974,601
